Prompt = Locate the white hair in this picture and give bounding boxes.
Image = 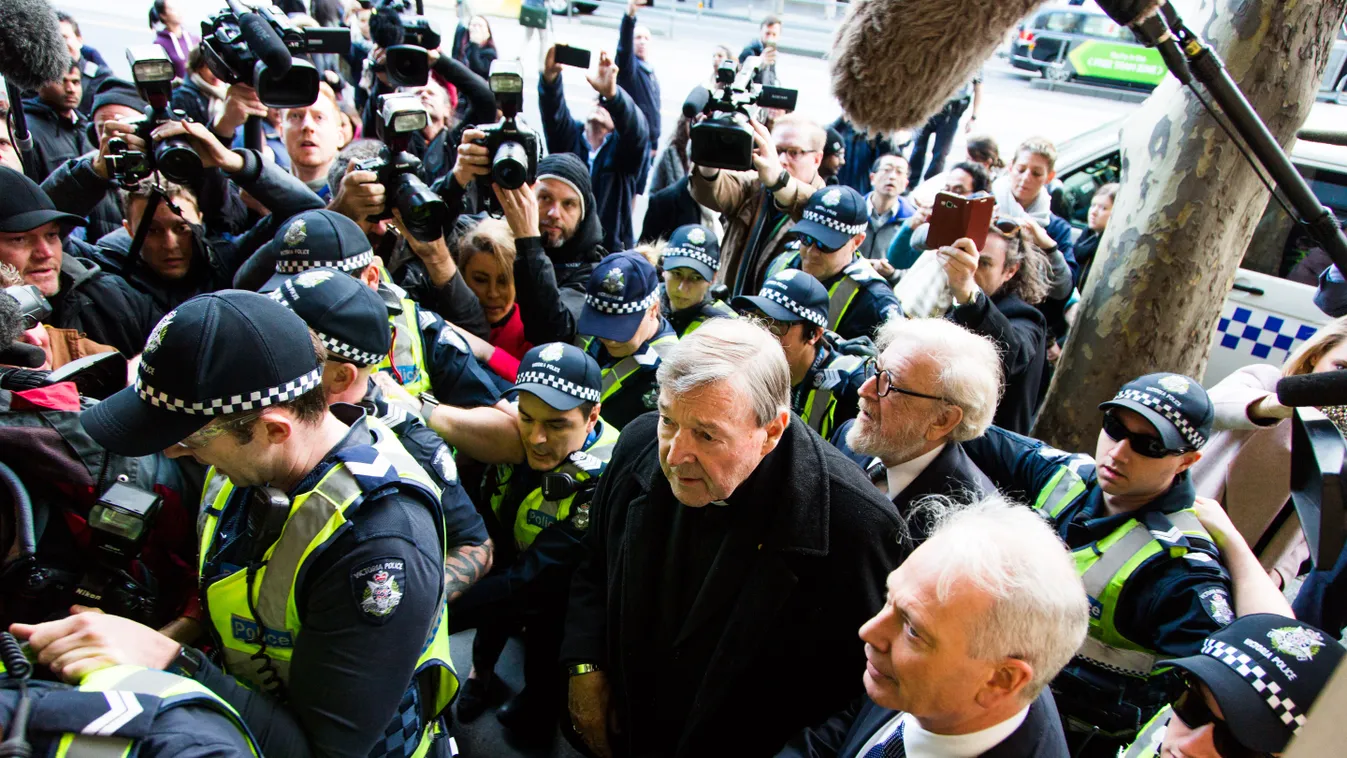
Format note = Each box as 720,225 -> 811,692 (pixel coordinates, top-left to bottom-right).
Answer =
876,318 -> 1002,442
917,494 -> 1088,700
656,318 -> 790,427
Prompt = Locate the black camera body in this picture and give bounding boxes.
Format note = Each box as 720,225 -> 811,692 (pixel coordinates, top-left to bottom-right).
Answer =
358,94 -> 448,242
476,60 -> 542,190
201,4 -> 347,108
103,47 -> 205,188
689,56 -> 799,172
369,0 -> 442,88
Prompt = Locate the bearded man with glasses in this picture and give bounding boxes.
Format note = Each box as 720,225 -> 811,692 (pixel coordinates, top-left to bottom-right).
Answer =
964,372 -> 1236,757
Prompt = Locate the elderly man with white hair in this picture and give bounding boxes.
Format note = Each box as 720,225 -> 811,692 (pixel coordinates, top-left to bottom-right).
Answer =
777,495 -> 1087,758
562,317 -> 908,758
838,318 -> 1002,524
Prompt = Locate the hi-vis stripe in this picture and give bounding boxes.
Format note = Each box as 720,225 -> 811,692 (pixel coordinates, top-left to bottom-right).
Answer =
1151,526 -> 1184,543
83,691 -> 143,735
346,456 -> 395,479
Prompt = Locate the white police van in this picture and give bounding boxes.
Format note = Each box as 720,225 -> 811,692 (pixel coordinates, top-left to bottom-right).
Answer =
1052,106 -> 1347,386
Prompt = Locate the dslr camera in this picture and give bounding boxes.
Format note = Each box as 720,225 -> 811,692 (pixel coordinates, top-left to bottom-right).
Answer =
103,46 -> 204,188
201,1 -> 348,108
354,93 -> 448,241
476,60 -> 542,190
685,56 -> 799,172
369,0 -> 442,88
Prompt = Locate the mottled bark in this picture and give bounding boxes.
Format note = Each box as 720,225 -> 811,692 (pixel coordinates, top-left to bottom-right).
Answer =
1034,0 -> 1347,453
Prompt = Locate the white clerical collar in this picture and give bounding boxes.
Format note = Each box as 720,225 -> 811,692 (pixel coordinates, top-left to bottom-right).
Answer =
884,443 -> 946,499
901,705 -> 1030,758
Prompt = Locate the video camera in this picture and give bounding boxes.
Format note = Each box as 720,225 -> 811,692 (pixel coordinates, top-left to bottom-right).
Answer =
369,0 -> 442,88
684,56 -> 799,172
475,60 -> 542,191
354,93 -> 448,241
201,0 -> 348,108
101,46 -> 204,189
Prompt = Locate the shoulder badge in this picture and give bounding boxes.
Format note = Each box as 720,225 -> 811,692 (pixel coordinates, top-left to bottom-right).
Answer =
294,269 -> 334,289
1199,587 -> 1234,626
601,267 -> 626,296
284,219 -> 307,248
687,227 -> 707,245
572,502 -> 591,530
1159,375 -> 1191,394
145,309 -> 177,354
1268,626 -> 1326,662
352,558 -> 406,623
642,387 -> 659,409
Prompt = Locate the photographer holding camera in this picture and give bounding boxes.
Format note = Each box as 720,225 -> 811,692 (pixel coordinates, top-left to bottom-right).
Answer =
539,45 -> 650,253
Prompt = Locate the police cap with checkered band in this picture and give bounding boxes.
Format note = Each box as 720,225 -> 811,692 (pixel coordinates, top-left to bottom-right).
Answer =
731,269 -> 830,329
1099,372 -> 1214,453
577,251 -> 661,343
661,224 -> 721,281
269,267 -> 392,368
81,290 -> 324,457
260,210 -> 376,293
1160,614 -> 1344,753
790,185 -> 868,252
510,342 -> 602,412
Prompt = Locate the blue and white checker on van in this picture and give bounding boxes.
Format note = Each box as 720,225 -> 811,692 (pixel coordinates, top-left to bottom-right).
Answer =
1217,307 -> 1318,361
1203,269 -> 1328,386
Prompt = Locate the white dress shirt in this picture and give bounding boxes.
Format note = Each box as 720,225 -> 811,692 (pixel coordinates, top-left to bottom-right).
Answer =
856,706 -> 1030,758
885,443 -> 946,500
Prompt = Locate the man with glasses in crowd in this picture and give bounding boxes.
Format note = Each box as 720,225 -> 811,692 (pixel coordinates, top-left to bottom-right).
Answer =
766,185 -> 902,341
856,155 -> 915,262
963,373 -> 1235,756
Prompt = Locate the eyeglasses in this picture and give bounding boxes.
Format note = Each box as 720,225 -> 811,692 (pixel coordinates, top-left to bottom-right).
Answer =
1101,411 -> 1186,459
797,234 -> 842,253
874,165 -> 908,177
863,358 -> 948,403
756,315 -> 794,338
778,146 -> 818,160
1171,684 -> 1267,758
176,412 -> 261,450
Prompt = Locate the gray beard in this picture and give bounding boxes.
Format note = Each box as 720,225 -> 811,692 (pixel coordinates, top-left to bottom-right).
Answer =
847,411 -> 933,467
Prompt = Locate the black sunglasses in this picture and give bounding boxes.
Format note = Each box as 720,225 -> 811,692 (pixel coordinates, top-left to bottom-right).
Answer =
797,234 -> 843,253
1101,411 -> 1186,459
1171,685 -> 1267,758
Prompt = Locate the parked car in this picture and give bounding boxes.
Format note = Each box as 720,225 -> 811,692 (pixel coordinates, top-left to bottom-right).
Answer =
1051,109 -> 1347,386
1010,6 -> 1166,91
1318,21 -> 1347,103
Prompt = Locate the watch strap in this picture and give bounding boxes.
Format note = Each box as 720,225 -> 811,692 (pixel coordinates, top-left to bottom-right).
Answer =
767,169 -> 791,193
568,663 -> 602,677
168,645 -> 205,679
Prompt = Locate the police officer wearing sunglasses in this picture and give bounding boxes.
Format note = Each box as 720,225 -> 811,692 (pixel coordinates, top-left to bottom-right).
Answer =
764,185 -> 902,341
1122,614 -> 1344,757
963,372 -> 1234,756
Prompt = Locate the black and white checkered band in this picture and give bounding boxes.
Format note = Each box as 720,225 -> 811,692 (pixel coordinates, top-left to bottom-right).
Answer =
1202,639 -> 1308,733
276,251 -> 374,275
761,288 -> 827,329
516,370 -> 601,403
802,209 -> 866,237
585,289 -> 659,315
135,368 -> 323,416
318,331 -> 384,367
1115,388 -> 1206,449
664,248 -> 718,272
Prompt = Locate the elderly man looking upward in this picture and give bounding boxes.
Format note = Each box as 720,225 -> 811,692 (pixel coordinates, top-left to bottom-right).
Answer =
563,318 -> 907,758
778,495 -> 1087,758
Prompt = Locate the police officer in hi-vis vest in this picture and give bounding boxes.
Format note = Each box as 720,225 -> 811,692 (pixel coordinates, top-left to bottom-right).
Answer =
422,343 -> 618,743
14,291 -> 459,757
260,209 -> 504,411
659,224 -> 737,339
577,251 -> 679,429
733,270 -> 868,444
963,373 -> 1234,756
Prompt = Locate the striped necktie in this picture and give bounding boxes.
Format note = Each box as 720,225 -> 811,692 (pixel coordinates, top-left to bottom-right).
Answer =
863,721 -> 905,758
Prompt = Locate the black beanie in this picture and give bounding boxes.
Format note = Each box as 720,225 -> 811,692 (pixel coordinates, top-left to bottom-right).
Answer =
537,153 -> 595,220
91,79 -> 148,116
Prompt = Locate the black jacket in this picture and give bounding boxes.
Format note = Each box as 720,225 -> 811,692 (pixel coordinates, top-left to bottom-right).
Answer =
170,77 -> 214,128
950,291 -> 1047,434
40,154 -> 123,243
640,176 -> 701,244
563,412 -> 909,758
777,690 -> 1070,758
617,12 -> 662,153
20,99 -> 93,183
49,248 -> 160,356
511,224 -> 604,347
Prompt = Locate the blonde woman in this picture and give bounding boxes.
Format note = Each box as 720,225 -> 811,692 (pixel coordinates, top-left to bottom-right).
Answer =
452,218 -> 531,382
1192,316 -> 1347,630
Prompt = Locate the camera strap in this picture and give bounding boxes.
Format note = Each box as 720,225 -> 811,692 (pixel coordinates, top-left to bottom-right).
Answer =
125,184 -> 187,274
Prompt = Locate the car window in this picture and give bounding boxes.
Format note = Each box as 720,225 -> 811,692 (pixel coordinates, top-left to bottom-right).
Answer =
1037,11 -> 1082,33
1080,15 -> 1136,43
1053,151 -> 1122,225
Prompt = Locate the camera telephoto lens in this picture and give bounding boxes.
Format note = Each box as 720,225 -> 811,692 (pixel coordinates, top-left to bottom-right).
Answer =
155,138 -> 204,184
394,175 -> 448,242
493,141 -> 529,190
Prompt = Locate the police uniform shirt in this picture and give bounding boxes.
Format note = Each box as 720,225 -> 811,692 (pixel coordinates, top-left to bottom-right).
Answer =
194,412 -> 446,757
660,289 -> 736,339
795,341 -> 867,438
773,251 -> 902,341
586,319 -> 678,430
382,287 -> 502,408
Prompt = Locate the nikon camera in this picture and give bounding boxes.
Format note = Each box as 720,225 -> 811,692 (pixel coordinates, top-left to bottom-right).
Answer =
103,46 -> 204,188
685,56 -> 799,172
475,60 -> 543,190
354,94 -> 448,241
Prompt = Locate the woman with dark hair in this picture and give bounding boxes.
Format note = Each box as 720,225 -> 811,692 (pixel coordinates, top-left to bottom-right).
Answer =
148,0 -> 199,80
452,16 -> 498,80
648,114 -> 691,195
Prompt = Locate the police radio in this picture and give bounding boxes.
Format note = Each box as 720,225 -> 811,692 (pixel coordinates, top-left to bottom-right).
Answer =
540,473 -> 598,502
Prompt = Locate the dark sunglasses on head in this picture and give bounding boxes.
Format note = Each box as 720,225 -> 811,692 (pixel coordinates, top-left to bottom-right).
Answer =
1171,685 -> 1268,758
991,216 -> 1023,236
1101,411 -> 1187,459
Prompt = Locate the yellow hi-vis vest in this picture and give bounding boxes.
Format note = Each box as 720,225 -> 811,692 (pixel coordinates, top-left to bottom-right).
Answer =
376,297 -> 432,396
579,334 -> 679,404
488,422 -> 620,550
1036,467 -> 1217,678
197,422 -> 457,757
800,353 -> 865,439
1119,704 -> 1172,758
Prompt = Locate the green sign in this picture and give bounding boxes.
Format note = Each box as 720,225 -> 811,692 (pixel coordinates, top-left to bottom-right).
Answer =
1068,40 -> 1168,86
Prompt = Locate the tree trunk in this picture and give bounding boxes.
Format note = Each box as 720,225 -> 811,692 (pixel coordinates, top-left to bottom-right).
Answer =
1032,0 -> 1347,454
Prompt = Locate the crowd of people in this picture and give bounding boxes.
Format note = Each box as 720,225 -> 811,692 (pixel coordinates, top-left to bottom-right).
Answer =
0,1 -> 1344,758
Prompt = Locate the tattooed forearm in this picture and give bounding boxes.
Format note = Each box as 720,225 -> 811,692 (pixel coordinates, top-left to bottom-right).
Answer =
444,539 -> 494,603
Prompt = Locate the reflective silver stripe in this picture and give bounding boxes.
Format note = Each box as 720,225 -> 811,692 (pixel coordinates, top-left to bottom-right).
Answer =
100,667 -> 185,697
1075,634 -> 1162,677
1168,510 -> 1205,538
828,277 -> 861,329
805,388 -> 834,433
1080,522 -> 1155,599
1036,467 -> 1084,517
255,471 -> 361,628
602,354 -> 643,397
199,472 -> 231,540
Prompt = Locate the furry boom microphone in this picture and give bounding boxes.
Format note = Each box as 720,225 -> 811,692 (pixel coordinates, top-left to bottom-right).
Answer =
830,0 -> 1045,133
0,0 -> 72,91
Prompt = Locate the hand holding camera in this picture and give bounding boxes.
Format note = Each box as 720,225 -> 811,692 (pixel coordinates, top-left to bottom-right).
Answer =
543,44 -> 564,84
493,182 -> 541,239
331,161 -> 387,224
587,51 -> 619,99
938,237 -> 981,305
213,84 -> 268,138
390,208 -> 455,288
748,118 -> 785,187
91,121 -> 148,182
150,121 -> 246,174
453,127 -> 492,188
355,93 -> 448,242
